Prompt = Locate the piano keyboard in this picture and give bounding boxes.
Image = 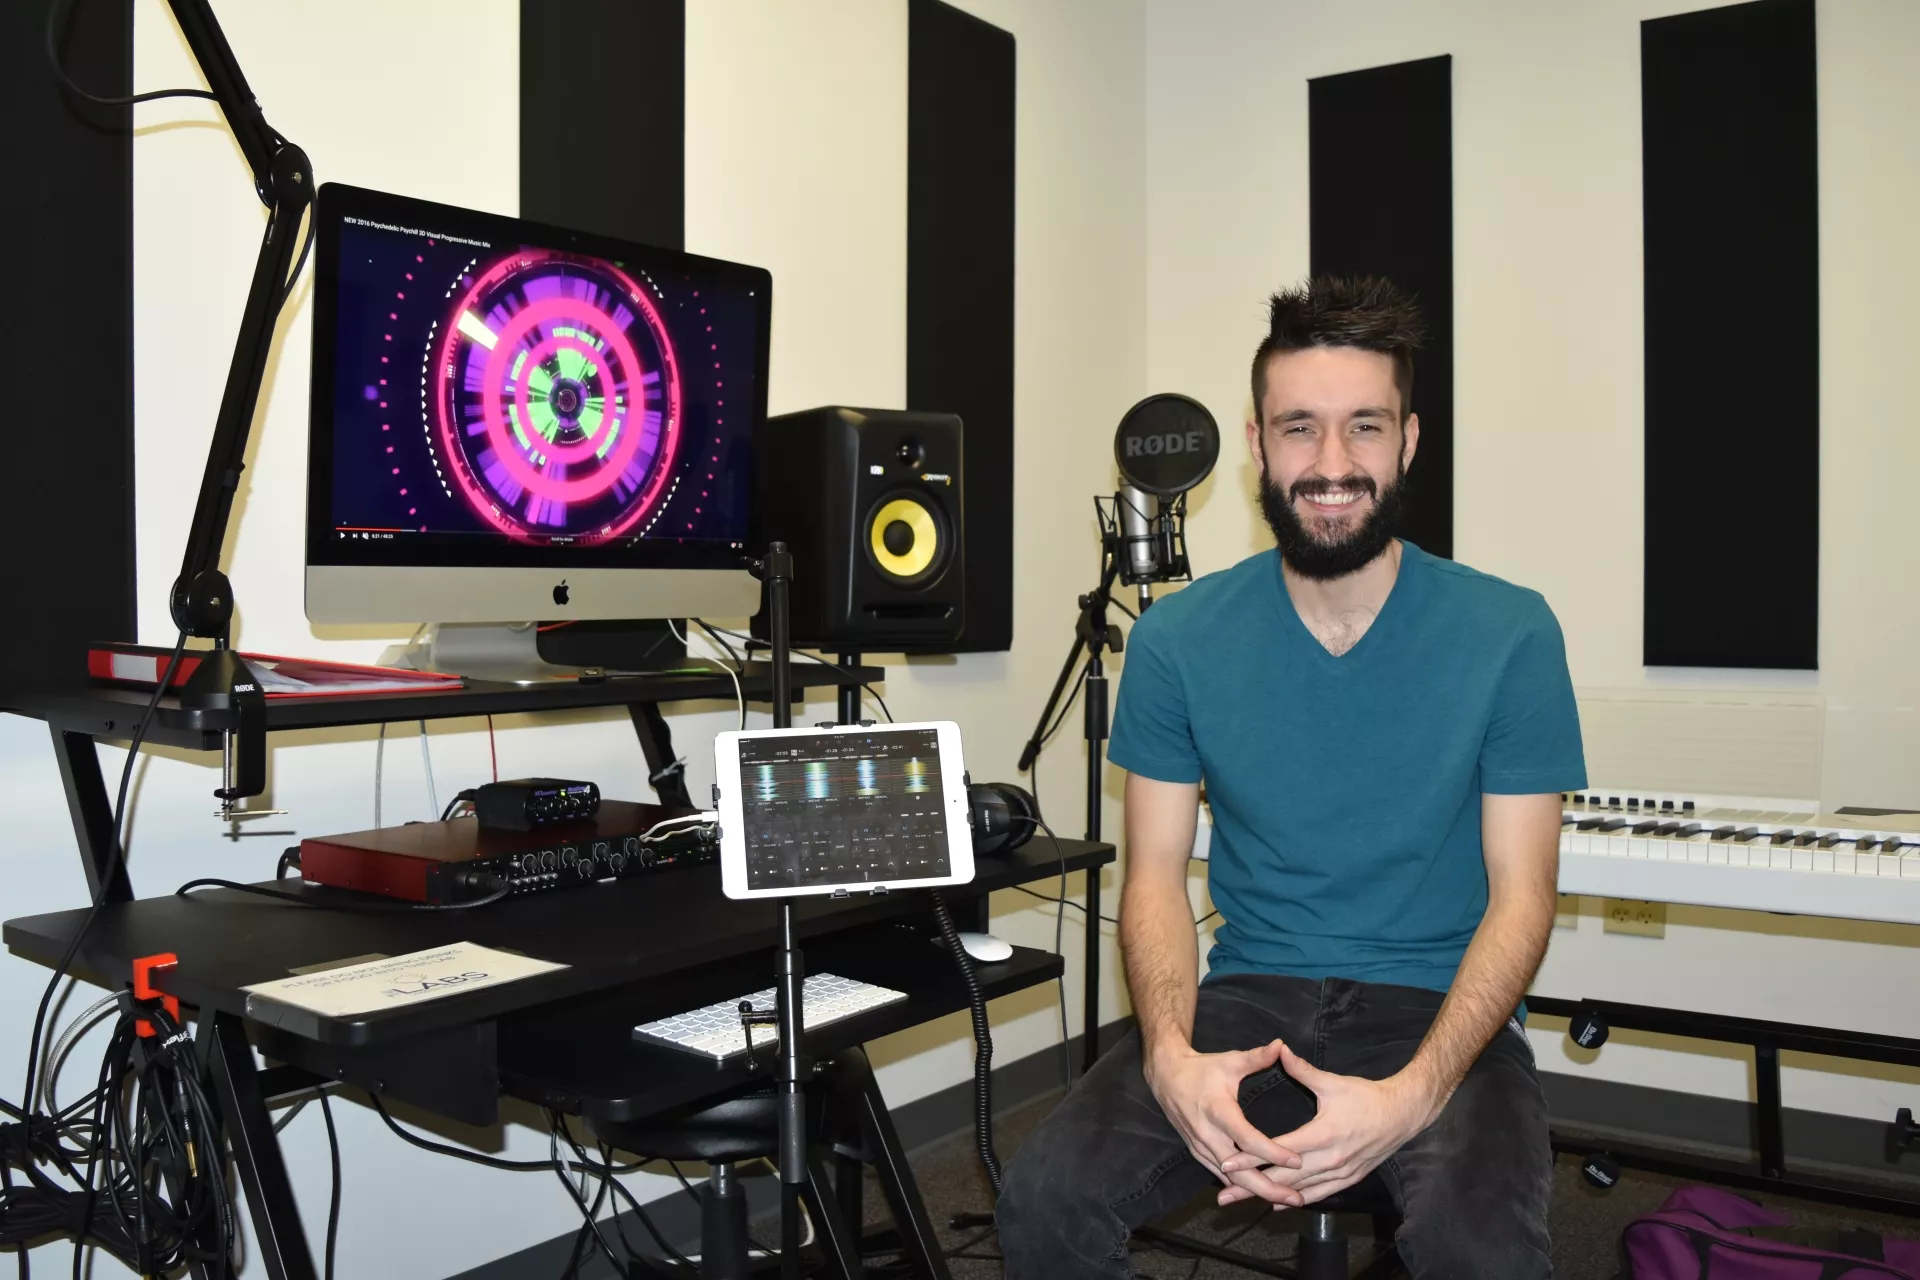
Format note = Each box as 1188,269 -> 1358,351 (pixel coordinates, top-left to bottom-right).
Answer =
1557,791 -> 1920,926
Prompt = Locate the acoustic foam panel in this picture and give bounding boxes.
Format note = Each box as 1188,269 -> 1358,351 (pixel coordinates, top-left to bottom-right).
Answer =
521,0 -> 684,251
908,0 -> 1016,652
1308,55 -> 1454,561
3,0 -> 137,692
1642,0 -> 1817,669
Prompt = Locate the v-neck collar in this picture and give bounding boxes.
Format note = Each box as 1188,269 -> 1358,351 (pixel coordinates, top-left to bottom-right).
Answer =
1270,540 -> 1420,665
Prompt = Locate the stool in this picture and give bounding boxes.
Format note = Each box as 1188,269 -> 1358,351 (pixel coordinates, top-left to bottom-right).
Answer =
1134,1170 -> 1400,1279
585,1046 -> 950,1280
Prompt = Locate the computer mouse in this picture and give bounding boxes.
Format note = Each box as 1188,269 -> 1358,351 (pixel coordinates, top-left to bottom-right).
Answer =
955,931 -> 1014,963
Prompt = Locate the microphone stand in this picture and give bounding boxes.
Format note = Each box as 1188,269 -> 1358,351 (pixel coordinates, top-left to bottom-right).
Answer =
1018,543 -> 1124,855
159,0 -> 313,811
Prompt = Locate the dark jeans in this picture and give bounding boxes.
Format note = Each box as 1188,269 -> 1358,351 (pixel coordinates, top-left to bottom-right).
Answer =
997,974 -> 1552,1280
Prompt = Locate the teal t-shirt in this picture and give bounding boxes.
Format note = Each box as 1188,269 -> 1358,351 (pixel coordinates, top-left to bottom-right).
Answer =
1107,542 -> 1586,993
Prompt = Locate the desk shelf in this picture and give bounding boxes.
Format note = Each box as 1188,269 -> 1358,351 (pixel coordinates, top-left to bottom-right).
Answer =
7,662 -> 879,751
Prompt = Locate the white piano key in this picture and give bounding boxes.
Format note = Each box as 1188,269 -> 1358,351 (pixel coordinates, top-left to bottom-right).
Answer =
1703,838 -> 1727,865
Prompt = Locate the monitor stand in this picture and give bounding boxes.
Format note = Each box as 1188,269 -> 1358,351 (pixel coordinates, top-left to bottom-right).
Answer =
381,622 -> 729,684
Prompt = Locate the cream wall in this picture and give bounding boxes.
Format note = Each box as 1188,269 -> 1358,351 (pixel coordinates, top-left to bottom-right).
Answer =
0,1 -> 1147,1275
1143,0 -> 1920,1123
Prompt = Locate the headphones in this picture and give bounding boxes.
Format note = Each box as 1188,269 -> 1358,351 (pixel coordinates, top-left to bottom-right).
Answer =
968,781 -> 1041,857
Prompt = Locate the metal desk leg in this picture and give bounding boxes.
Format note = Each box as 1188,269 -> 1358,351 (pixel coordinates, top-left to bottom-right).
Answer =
628,702 -> 694,809
207,1013 -> 318,1280
842,1046 -> 951,1280
51,726 -> 132,903
1083,866 -> 1102,1075
801,1156 -> 867,1280
1756,1042 -> 1785,1179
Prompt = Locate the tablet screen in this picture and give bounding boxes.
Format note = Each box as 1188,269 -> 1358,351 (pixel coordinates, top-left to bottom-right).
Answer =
735,727 -> 954,891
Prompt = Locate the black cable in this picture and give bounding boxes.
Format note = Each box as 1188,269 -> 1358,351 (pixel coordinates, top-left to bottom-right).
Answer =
20,631 -> 186,1126
546,1118 -> 622,1279
929,890 -> 1001,1196
1012,883 -> 1116,923
43,0 -> 220,107
439,788 -> 477,822
368,1095 -> 560,1172
318,1092 -> 341,1280
557,1122 -> 695,1272
690,619 -> 747,730
275,846 -> 301,879
280,211 -> 315,310
175,877 -> 511,911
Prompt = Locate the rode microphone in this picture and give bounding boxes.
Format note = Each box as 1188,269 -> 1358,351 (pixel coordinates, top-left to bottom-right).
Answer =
1106,394 -> 1220,608
1115,485 -> 1161,587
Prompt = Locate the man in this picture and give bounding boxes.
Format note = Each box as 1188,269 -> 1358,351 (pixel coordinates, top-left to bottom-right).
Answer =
997,275 -> 1584,1278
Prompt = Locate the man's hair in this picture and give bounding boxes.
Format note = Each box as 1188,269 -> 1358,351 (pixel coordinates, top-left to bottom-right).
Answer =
1250,275 -> 1427,424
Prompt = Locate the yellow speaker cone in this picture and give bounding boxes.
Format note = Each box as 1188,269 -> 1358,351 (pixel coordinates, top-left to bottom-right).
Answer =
868,496 -> 940,581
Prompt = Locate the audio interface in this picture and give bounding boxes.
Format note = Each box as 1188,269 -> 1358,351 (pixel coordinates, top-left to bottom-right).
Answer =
298,800 -> 716,905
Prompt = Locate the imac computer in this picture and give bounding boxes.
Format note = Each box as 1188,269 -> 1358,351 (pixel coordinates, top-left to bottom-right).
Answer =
306,184 -> 770,676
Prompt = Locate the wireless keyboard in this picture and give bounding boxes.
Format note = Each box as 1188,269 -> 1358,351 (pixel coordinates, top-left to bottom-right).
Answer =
632,973 -> 909,1061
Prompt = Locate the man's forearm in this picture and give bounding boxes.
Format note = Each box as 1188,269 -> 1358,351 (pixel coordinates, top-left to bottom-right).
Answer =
1120,879 -> 1201,1069
1399,884 -> 1555,1120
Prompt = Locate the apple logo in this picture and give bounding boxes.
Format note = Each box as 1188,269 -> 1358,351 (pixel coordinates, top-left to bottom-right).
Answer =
552,580 -> 570,607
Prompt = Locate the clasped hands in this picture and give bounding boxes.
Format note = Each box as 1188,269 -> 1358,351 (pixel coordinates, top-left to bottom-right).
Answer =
1143,1038 -> 1439,1210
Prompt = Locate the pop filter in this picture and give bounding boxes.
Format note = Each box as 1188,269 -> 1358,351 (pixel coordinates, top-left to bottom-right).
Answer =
1113,393 -> 1219,498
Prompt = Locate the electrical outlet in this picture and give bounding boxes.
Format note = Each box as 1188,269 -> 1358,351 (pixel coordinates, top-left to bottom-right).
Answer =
1554,894 -> 1580,930
1603,898 -> 1666,938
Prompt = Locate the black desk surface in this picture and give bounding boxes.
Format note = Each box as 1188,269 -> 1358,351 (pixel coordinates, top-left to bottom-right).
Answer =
2,837 -> 1113,1049
3,662 -> 880,751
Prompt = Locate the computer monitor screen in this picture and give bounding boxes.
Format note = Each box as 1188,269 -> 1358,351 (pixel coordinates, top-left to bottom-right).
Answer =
306,184 -> 769,625
712,722 -> 976,898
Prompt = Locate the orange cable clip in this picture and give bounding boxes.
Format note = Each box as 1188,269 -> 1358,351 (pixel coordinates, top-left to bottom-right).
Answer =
131,952 -> 180,1039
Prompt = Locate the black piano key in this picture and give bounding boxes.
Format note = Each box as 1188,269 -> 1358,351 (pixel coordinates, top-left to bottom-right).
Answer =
1711,825 -> 1738,840
1577,818 -> 1605,831
1818,833 -> 1844,848
1856,835 -> 1880,851
1675,823 -> 1701,838
1632,820 -> 1660,834
1769,830 -> 1797,846
1794,831 -> 1818,847
1598,818 -> 1628,832
1733,826 -> 1760,842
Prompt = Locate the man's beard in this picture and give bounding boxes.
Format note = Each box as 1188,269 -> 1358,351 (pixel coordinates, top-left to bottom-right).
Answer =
1258,456 -> 1407,582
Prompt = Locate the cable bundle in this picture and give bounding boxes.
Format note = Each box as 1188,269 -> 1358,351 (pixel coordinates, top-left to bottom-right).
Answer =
2,999 -> 237,1274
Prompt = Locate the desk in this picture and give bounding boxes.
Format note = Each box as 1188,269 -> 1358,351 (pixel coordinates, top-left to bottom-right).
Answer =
7,666 -> 874,902
6,831 -> 1112,1280
4,674 -> 1119,1279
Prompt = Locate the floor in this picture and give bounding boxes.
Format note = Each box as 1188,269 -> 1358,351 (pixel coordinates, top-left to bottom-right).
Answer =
871,1090 -> 1920,1279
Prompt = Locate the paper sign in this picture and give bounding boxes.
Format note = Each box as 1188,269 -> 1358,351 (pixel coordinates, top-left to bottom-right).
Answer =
241,942 -> 566,1019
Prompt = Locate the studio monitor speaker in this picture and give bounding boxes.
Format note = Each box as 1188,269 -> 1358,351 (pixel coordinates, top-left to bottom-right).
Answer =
752,406 -> 965,651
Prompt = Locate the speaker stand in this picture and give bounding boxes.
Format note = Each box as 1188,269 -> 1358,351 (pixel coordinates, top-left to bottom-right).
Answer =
837,652 -> 863,725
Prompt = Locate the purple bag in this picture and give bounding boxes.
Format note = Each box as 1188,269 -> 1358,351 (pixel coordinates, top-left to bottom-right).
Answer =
1622,1186 -> 1920,1279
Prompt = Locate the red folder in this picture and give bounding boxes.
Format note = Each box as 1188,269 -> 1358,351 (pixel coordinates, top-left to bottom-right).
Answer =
87,643 -> 464,698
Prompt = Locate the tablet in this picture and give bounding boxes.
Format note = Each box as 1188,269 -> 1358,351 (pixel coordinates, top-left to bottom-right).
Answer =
713,721 -> 975,899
